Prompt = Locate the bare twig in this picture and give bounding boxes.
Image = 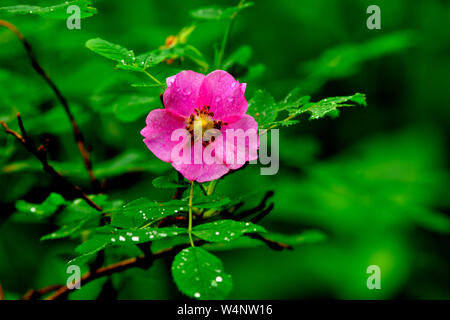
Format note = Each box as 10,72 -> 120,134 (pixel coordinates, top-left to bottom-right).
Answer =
0,114 -> 102,212
0,19 -> 98,189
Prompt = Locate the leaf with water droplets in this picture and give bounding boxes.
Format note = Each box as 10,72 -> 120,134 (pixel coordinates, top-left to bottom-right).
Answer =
193,220 -> 266,242
172,247 -> 232,300
111,198 -> 188,228
14,192 -> 67,221
86,38 -> 134,63
0,0 -> 97,19
292,93 -> 367,120
247,90 -> 277,129
110,227 -> 187,245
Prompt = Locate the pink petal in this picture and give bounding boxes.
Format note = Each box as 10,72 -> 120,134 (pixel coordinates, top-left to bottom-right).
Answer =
163,70 -> 205,117
172,162 -> 230,183
197,70 -> 248,122
140,109 -> 187,163
214,114 -> 259,170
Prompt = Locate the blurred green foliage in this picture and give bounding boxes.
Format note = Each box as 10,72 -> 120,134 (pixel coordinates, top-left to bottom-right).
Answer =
0,0 -> 449,299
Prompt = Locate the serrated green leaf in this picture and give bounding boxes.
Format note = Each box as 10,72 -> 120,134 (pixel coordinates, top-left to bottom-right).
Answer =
247,90 -> 277,128
86,38 -> 133,63
0,0 -> 97,19
296,93 -> 367,120
110,227 -> 187,245
111,198 -> 188,229
172,247 -> 232,299
193,220 -> 266,242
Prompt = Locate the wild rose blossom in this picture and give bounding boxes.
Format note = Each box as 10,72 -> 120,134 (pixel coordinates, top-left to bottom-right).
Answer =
140,70 -> 259,182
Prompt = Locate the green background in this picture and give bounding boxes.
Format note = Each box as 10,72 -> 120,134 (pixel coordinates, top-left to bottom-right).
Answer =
0,0 -> 449,299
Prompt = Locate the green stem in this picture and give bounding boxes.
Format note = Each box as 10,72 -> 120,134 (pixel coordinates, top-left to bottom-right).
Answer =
215,0 -> 245,69
142,69 -> 164,87
188,181 -> 195,247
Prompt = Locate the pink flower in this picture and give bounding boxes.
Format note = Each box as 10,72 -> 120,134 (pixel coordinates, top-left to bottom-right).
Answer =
140,70 -> 259,182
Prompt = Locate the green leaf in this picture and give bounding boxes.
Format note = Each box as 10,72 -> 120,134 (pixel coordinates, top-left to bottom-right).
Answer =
86,38 -> 134,63
193,220 -> 266,242
204,230 -> 327,252
15,192 -> 66,220
171,247 -> 232,299
0,0 -> 98,19
277,87 -> 311,111
152,174 -> 188,189
247,90 -> 277,129
110,227 -> 187,245
41,218 -> 92,240
194,197 -> 231,209
190,3 -> 253,21
295,93 -> 367,120
111,198 -> 188,229
75,235 -> 109,255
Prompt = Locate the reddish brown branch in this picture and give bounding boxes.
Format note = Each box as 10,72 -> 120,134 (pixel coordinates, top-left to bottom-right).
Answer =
0,114 -> 102,212
0,283 -> 4,300
0,19 -> 98,189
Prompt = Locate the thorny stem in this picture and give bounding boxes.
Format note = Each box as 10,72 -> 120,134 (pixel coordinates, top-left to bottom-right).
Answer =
0,20 -> 99,190
188,181 -> 195,247
216,0 -> 246,69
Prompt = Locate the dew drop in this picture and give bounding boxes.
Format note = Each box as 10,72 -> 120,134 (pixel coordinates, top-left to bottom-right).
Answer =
111,238 -> 116,242
216,276 -> 223,282
119,235 -> 126,241
30,207 -> 36,213
132,236 -> 139,242
194,292 -> 201,298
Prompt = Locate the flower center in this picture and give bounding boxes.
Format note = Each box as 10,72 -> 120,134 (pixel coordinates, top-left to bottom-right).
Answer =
186,106 -> 226,146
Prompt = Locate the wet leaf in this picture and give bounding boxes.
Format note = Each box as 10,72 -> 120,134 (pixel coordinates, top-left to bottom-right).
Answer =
193,220 -> 266,242
172,247 -> 232,299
